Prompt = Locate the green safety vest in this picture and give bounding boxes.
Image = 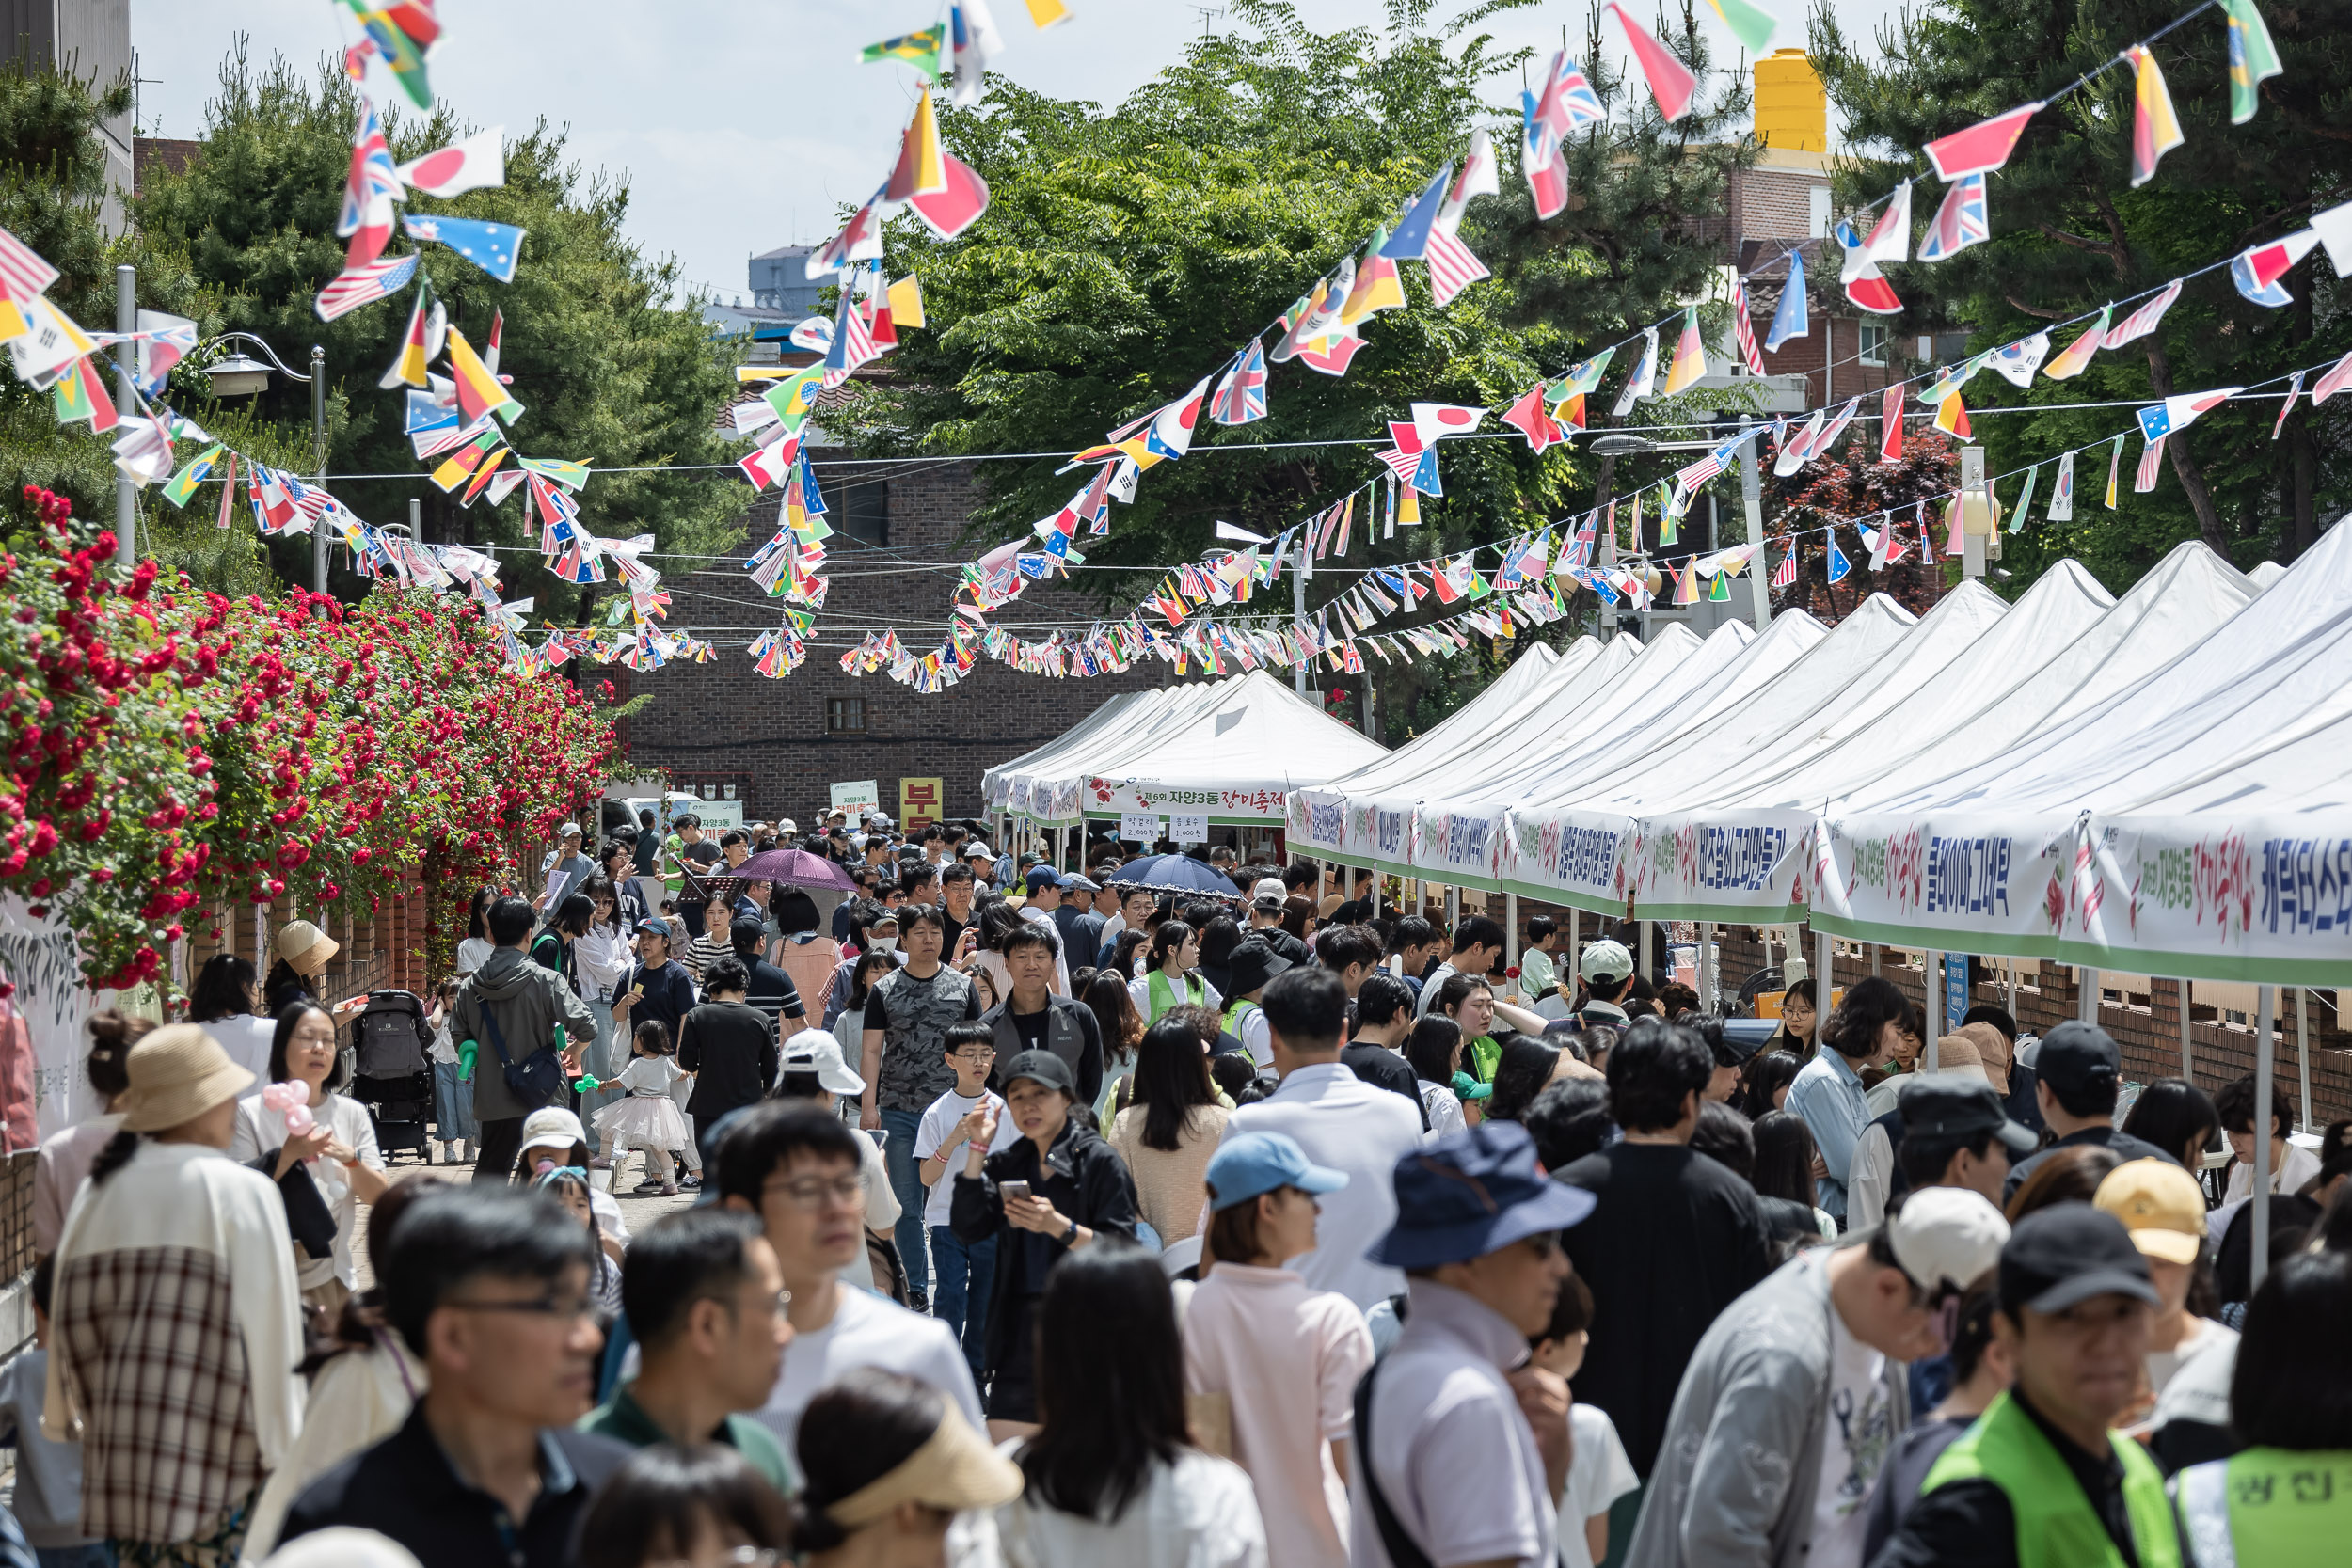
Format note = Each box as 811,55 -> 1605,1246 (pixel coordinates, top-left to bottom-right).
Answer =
1223,997 -> 1260,1037
2174,1448 -> 2352,1567
1468,1032 -> 1502,1085
1920,1392 -> 2181,1568
1145,969 -> 1204,1022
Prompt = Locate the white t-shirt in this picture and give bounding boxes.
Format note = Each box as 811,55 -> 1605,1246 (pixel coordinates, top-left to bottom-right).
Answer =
2220,1139 -> 2322,1207
201,1014 -> 278,1085
2147,1318 -> 2240,1405
455,937 -> 495,976
1808,1291 -> 1895,1568
1557,1403 -> 1638,1568
914,1086 -> 1019,1227
1418,1080 -> 1467,1145
754,1282 -> 984,1454
1235,1006 -> 1271,1068
1222,1063 -> 1426,1311
995,1444 -> 1267,1568
618,1054 -> 688,1097
228,1091 -> 384,1289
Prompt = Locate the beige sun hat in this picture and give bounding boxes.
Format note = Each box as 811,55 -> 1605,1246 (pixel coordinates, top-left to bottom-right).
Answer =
276,919 -> 340,972
119,1024 -> 256,1132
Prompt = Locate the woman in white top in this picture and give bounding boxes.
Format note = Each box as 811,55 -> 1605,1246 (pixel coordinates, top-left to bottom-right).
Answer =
183,953 -> 278,1084
1404,1017 -> 1470,1143
32,1009 -> 148,1257
1127,920 -> 1222,1026
454,886 -> 496,977
995,1245 -> 1266,1568
574,874 -> 637,1121
228,1000 -> 389,1318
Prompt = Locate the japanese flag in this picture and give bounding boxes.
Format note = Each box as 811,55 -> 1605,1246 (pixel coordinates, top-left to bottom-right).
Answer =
396,128 -> 506,198
1411,403 -> 1486,446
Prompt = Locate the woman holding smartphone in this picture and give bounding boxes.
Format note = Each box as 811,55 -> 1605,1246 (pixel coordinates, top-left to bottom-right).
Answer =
948,1049 -> 1138,1438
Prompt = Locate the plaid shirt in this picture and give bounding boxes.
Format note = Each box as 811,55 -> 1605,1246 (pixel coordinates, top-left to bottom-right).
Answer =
46,1142 -> 302,1548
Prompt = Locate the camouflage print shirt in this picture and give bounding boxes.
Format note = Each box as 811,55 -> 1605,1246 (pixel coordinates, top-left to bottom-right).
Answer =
868,963 -> 981,1113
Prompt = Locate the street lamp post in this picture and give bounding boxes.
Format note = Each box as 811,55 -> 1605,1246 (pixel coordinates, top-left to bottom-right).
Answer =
196,333 -> 328,592
115,266 -> 135,567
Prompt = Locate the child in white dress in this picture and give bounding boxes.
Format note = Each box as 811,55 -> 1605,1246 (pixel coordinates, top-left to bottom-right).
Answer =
593,1020 -> 697,1196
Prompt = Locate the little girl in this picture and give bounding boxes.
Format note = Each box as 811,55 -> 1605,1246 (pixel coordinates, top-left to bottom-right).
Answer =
593,1020 -> 698,1196
536,1167 -> 624,1317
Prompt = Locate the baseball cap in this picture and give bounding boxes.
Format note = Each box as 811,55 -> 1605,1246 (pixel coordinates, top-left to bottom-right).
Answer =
1251,892 -> 1286,914
782,1029 -> 866,1096
636,915 -> 675,941
1060,873 -> 1101,895
2094,1158 -> 2207,1266
1368,1120 -> 1596,1269
965,841 -> 994,859
1579,939 -> 1633,983
727,914 -> 767,946
1204,1131 -> 1348,1212
2034,1019 -> 2122,1102
1251,877 -> 1289,903
558,822 -> 583,840
778,818 -> 798,834
868,812 -> 893,827
1999,1201 -> 2161,1315
1896,1076 -> 2039,1160
1025,866 -> 1062,895
1882,1187 -> 2010,1294
1001,1049 -> 1076,1097
518,1106 -> 588,1157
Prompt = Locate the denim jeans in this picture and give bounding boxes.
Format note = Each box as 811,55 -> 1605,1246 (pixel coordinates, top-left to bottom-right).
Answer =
877,1107 -> 930,1295
39,1544 -> 117,1568
930,1224 -> 996,1373
431,1058 -> 478,1144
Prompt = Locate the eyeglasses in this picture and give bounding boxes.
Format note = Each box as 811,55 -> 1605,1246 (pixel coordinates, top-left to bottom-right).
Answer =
1520,1233 -> 1563,1260
762,1174 -> 869,1209
951,1048 -> 997,1062
445,1292 -> 599,1321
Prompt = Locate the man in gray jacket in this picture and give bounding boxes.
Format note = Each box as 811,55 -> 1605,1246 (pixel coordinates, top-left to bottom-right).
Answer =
1623,1188 -> 2010,1568
455,895 -> 598,1179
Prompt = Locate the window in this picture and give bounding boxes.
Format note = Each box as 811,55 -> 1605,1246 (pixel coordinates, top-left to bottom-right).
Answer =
826,697 -> 866,735
1807,186 -> 1831,239
1859,323 -> 1888,367
834,474 -> 889,546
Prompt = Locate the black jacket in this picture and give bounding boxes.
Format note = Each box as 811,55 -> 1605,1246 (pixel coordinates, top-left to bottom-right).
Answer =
979,993 -> 1104,1109
950,1114 -> 1138,1372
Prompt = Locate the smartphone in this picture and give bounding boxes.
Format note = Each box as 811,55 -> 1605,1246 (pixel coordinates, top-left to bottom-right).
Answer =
1000,1180 -> 1032,1204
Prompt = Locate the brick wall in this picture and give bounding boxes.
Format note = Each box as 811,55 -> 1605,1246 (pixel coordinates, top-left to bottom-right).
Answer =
620,452 -> 1161,822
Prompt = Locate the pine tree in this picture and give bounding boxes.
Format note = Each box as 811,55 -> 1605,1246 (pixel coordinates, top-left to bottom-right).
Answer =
1809,0 -> 2352,583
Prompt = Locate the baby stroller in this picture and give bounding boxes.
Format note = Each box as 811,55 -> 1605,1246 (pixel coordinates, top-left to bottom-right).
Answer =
349,990 -> 434,1163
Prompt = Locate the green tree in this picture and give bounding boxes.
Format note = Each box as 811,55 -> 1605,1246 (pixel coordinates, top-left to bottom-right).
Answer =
841,0 -> 1756,732
125,49 -> 747,615
1810,0 -> 2352,587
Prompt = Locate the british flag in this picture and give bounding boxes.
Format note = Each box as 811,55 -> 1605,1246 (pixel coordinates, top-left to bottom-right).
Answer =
1917,173 -> 1989,262
1211,340 -> 1268,425
1423,228 -> 1489,308
337,98 -> 405,269
1772,546 -> 1797,589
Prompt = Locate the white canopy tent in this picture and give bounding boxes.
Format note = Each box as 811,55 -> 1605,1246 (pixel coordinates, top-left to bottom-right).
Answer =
984,688 -> 1168,820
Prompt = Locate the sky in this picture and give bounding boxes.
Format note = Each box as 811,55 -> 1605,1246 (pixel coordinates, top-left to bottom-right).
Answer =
126,1 -> 1906,309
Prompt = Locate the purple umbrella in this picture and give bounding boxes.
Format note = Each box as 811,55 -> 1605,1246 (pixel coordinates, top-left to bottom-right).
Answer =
733,847 -> 857,892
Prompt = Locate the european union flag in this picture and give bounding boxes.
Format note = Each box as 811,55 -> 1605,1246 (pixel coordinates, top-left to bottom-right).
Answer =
404,214 -> 525,282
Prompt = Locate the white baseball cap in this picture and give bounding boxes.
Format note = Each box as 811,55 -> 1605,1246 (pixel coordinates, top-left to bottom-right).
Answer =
518,1106 -> 589,1156
783,1029 -> 866,1096
1884,1186 -> 2010,1293
1251,877 -> 1289,903
1578,939 -> 1633,983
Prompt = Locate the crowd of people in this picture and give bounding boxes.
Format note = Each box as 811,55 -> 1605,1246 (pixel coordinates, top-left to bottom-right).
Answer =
7,803 -> 2347,1568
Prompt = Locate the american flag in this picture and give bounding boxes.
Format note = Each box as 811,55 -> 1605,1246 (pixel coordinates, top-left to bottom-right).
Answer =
1731,275 -> 1765,374
1772,546 -> 1797,588
2312,349 -> 2352,406
1424,228 -> 1489,308
315,253 -> 420,321
1211,340 -> 1267,425
0,223 -> 58,301
282,472 -> 335,522
2102,279 -> 2182,349
1373,446 -> 1422,484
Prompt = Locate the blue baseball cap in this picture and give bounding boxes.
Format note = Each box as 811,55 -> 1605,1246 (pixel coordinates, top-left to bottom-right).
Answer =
1368,1119 -> 1596,1269
1025,865 -> 1062,895
1204,1132 -> 1349,1212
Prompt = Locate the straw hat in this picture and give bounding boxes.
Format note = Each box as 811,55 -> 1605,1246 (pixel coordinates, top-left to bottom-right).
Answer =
277,919 -> 340,973
119,1025 -> 256,1132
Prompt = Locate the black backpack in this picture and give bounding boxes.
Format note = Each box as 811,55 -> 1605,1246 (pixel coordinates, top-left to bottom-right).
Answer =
354,990 -> 431,1078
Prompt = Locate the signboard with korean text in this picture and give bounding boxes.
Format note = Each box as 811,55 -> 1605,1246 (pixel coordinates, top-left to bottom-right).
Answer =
898,777 -> 945,832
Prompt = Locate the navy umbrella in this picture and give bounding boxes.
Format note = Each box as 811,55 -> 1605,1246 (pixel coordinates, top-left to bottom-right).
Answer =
1106,853 -> 1243,899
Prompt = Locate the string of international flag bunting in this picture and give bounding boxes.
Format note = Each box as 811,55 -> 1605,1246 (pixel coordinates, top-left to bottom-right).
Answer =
2,0 -> 2341,688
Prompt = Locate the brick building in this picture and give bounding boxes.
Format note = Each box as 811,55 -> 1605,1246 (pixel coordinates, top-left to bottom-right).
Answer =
618,445 -> 1161,824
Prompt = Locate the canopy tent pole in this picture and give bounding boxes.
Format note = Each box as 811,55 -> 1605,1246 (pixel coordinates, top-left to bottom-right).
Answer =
1446,885 -> 1459,934
1567,908 -> 1580,981
1505,894 -> 1519,970
2005,958 -> 2016,1017
1370,875 -> 1382,919
1815,928 -> 1832,1053
1700,922 -> 1716,1011
2179,979 -> 2195,1083
1871,942 -> 1882,977
2297,988 -> 2312,1134
1641,918 -> 1654,990
2080,967 -> 2101,1024
2253,984 -> 2278,1292
1924,949 -> 1942,1072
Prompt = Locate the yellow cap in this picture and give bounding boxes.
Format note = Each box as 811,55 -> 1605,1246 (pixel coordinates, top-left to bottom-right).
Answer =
2093,1157 -> 2206,1265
